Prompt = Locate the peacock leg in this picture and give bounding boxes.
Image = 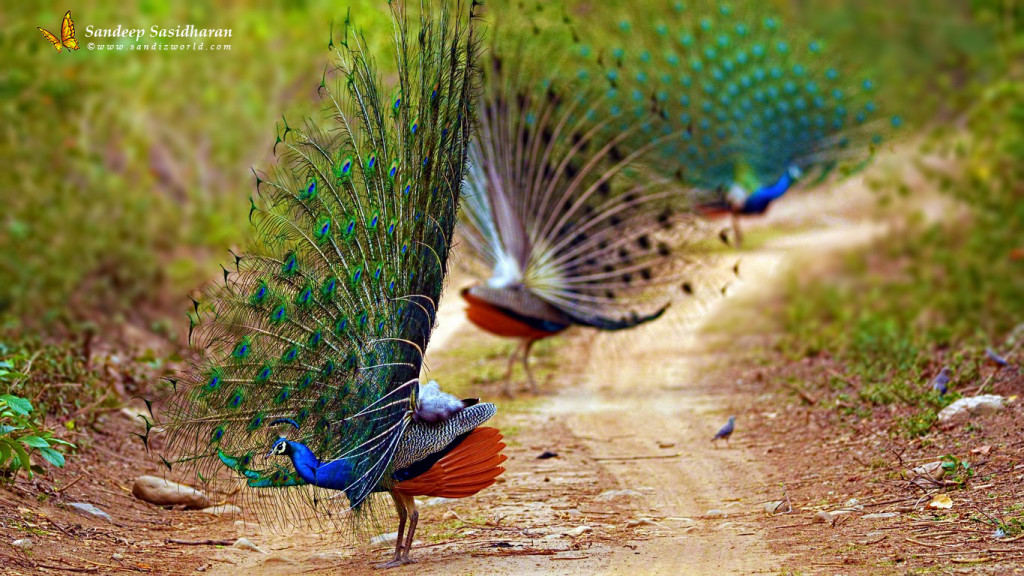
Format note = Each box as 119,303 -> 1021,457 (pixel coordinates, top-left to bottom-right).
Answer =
523,339 -> 537,393
732,214 -> 744,248
503,343 -> 522,397
400,492 -> 420,564
380,491 -> 408,568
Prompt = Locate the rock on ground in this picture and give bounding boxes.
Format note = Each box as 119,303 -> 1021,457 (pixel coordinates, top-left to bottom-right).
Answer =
132,475 -> 212,509
201,504 -> 241,516
938,395 -> 1006,424
232,537 -> 267,554
68,502 -> 112,522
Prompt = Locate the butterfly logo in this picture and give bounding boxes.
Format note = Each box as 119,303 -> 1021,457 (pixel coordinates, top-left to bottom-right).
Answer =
38,11 -> 79,53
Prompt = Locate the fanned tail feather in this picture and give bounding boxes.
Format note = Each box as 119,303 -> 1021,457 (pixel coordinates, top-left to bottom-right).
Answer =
157,0 -> 482,536
460,9 -> 715,332
572,1 -> 901,201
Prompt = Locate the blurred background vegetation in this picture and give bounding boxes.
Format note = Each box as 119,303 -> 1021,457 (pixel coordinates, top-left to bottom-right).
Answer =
0,1 -> 1021,427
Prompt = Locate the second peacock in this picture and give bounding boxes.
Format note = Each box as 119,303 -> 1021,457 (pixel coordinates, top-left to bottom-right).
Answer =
457,12 -> 715,394
156,0 -> 504,567
579,1 -> 902,245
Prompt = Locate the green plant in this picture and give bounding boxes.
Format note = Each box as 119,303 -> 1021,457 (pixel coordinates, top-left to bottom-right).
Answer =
940,454 -> 976,488
0,393 -> 74,480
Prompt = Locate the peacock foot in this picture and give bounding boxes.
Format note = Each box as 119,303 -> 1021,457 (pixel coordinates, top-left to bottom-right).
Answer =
377,557 -> 418,569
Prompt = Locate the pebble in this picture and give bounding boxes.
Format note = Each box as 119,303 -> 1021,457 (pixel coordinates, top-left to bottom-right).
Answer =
421,497 -> 456,508
112,553 -> 124,561
309,551 -> 350,561
907,461 -> 945,488
813,511 -> 834,524
763,500 -> 791,515
596,489 -> 642,502
232,538 -> 267,554
69,502 -> 112,522
370,532 -> 398,546
263,555 -> 297,566
938,395 -> 1006,424
201,505 -> 241,516
862,512 -> 899,520
132,476 -> 212,509
705,509 -> 728,518
565,526 -> 592,537
12,539 -> 33,550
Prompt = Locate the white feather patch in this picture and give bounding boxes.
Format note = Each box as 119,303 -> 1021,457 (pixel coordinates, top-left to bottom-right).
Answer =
415,380 -> 466,424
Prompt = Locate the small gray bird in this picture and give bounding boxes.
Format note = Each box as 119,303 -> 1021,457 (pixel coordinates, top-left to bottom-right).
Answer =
931,368 -> 951,396
711,416 -> 736,446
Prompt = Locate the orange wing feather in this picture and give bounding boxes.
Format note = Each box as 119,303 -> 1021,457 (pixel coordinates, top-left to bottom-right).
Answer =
61,11 -> 79,50
394,427 -> 507,498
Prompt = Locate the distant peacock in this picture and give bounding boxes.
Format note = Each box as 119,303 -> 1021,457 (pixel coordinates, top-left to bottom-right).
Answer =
577,1 -> 902,245
458,16 -> 711,394
156,1 -> 504,567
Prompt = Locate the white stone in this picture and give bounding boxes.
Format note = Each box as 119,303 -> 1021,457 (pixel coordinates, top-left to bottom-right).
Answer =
908,461 -> 945,488
12,539 -> 33,550
938,395 -> 1006,424
565,526 -> 592,537
814,511 -> 834,524
69,502 -> 112,522
201,504 -> 241,516
862,512 -> 899,520
596,489 -> 643,502
763,500 -> 791,514
421,497 -> 456,508
232,537 -> 267,554
370,532 -> 398,546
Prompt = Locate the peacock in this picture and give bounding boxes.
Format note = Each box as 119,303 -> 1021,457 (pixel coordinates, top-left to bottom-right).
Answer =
155,1 -> 505,567
458,15 -> 712,394
576,1 -> 902,246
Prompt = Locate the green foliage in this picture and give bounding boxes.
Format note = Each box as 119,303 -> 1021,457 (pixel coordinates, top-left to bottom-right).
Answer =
940,454 -> 976,488
0,370 -> 74,480
773,29 -> 1023,437
0,1 -> 395,326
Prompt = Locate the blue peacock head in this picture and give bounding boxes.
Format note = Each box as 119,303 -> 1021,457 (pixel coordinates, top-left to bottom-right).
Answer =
266,418 -> 301,458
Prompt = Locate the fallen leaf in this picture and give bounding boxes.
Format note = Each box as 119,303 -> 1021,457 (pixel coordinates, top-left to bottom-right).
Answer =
971,446 -> 992,456
928,494 -> 953,510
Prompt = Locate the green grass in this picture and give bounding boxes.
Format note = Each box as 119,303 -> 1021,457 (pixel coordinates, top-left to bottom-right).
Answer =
1,1 -> 402,328
769,70 -> 1024,436
2,0 -> 1017,333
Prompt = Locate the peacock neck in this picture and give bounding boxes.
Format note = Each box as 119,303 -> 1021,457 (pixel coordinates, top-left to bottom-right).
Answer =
285,441 -> 321,484
740,170 -> 795,214
759,172 -> 793,201
284,440 -> 358,492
